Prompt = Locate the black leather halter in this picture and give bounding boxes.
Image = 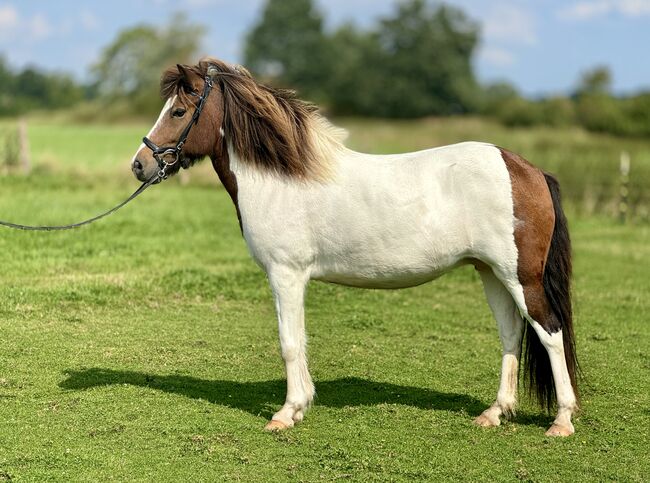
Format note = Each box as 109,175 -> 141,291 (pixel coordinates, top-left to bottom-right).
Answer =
142,74 -> 214,180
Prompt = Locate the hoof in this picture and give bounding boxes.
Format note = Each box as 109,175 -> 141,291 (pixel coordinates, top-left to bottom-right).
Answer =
264,419 -> 291,432
545,423 -> 574,437
473,412 -> 501,428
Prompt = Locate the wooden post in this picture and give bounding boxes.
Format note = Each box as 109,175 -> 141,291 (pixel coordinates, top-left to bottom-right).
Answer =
18,117 -> 31,175
619,151 -> 630,223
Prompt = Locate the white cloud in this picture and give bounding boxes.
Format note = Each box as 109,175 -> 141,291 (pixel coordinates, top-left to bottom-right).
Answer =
29,13 -> 52,39
479,46 -> 515,67
0,5 -> 55,41
559,0 -> 650,20
182,0 -> 260,6
183,0 -> 218,6
0,4 -> 18,32
79,10 -> 99,31
482,4 -> 538,46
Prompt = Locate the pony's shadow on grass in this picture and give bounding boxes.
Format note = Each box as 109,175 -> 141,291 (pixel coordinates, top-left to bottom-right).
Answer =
59,368 -> 549,427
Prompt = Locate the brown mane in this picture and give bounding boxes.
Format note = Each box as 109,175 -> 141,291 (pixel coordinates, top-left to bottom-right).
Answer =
160,58 -> 344,180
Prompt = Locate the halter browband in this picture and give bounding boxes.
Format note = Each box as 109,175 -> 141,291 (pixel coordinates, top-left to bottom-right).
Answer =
142,74 -> 214,180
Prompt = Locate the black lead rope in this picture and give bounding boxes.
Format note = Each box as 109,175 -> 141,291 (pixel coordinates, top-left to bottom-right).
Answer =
0,174 -> 158,231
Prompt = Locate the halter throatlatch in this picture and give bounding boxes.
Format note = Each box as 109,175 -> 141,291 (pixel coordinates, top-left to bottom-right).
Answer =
142,74 -> 215,180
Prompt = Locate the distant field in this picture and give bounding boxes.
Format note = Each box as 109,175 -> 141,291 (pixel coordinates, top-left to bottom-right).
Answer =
0,118 -> 648,480
4,116 -> 649,219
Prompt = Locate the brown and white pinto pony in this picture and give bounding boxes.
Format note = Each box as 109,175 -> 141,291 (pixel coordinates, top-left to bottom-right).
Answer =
131,58 -> 579,436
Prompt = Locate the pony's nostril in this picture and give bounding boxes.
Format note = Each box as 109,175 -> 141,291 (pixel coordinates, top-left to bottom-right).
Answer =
133,159 -> 143,171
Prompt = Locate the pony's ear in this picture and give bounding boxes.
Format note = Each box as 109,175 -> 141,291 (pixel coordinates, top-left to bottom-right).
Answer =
176,64 -> 189,78
176,64 -> 195,91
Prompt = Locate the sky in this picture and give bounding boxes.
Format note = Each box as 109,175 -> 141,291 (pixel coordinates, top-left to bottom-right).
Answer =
0,0 -> 648,96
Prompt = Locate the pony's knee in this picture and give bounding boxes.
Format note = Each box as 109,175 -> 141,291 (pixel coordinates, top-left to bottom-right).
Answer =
281,343 -> 302,362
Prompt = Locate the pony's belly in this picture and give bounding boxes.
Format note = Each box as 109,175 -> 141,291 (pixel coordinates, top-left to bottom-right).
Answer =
312,260 -> 465,289
313,272 -> 443,289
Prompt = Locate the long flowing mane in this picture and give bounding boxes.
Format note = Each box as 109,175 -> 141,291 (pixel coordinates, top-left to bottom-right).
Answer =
161,58 -> 346,180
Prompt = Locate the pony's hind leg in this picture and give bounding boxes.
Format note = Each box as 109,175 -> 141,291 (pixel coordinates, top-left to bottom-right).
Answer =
474,268 -> 524,427
527,314 -> 578,436
264,267 -> 315,431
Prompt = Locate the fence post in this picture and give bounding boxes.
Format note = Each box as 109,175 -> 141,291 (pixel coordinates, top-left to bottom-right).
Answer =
619,151 -> 630,223
18,117 -> 31,175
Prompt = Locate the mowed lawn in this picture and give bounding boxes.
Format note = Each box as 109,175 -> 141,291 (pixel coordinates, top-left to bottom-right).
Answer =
0,119 -> 648,481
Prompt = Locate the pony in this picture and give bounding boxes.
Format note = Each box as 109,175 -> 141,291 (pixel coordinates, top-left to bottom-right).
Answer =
131,58 -> 579,436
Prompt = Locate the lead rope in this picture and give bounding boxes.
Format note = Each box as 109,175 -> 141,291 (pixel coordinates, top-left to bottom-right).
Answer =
0,173 -> 159,231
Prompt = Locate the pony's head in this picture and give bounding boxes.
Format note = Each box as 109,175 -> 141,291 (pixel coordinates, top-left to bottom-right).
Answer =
131,59 -> 229,181
132,57 -> 346,183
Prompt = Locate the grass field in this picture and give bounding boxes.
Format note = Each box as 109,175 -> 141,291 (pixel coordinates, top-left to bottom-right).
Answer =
11,116 -> 650,218
0,119 -> 648,481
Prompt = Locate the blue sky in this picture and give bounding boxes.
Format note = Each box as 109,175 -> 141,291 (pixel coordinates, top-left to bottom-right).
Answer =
0,0 -> 648,96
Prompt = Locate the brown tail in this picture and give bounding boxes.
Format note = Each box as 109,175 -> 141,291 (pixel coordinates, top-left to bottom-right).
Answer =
523,173 -> 580,410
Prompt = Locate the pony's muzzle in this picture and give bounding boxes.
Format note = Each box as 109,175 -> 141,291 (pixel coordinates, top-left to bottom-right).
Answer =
131,158 -> 147,181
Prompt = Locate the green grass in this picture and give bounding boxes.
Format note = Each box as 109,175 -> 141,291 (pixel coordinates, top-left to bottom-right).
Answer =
0,119 -> 648,481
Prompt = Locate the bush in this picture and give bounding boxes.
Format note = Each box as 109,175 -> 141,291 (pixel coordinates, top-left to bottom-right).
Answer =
538,97 -> 576,127
621,93 -> 650,137
494,97 -> 544,127
576,94 -> 627,134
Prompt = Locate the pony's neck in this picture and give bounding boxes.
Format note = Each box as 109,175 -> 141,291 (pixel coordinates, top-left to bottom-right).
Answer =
210,138 -> 242,231
224,112 -> 348,182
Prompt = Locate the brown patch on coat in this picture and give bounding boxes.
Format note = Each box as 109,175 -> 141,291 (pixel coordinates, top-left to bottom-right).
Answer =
212,138 -> 242,232
502,149 -> 579,410
500,148 -> 556,329
161,58 -> 332,181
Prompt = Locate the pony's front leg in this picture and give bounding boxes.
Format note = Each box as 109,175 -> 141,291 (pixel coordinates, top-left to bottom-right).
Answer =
264,267 -> 314,431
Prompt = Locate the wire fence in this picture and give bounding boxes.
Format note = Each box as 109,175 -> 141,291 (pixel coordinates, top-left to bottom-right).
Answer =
551,152 -> 650,222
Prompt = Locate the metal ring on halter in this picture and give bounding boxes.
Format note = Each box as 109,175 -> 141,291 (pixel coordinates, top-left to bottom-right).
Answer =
152,147 -> 181,179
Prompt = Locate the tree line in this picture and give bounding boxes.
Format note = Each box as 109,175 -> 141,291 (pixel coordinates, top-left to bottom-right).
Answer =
0,57 -> 87,116
0,0 -> 648,137
245,0 -> 650,136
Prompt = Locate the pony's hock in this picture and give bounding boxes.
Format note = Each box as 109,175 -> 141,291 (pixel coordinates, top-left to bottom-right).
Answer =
129,57 -> 578,437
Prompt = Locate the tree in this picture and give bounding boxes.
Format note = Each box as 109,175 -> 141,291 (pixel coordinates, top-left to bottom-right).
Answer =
244,0 -> 331,100
576,66 -> 612,96
0,56 -> 16,114
92,13 -> 205,113
328,0 -> 480,117
0,56 -> 84,116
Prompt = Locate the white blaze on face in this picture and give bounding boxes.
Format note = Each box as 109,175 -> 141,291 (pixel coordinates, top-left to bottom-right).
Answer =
131,95 -> 177,165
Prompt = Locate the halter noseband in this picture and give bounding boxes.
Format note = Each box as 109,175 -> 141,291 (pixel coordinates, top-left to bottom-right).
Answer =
142,74 -> 214,180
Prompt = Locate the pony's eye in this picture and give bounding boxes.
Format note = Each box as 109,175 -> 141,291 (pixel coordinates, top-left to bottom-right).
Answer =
172,108 -> 186,118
